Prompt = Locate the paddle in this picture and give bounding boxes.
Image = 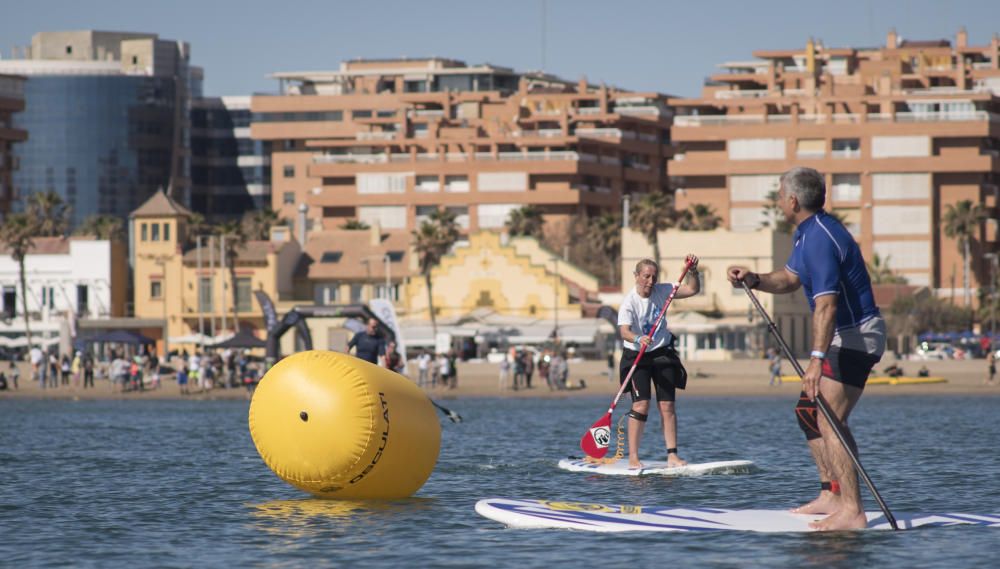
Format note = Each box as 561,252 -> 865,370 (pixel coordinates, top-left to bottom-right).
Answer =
431,399 -> 463,423
580,259 -> 694,458
739,281 -> 899,530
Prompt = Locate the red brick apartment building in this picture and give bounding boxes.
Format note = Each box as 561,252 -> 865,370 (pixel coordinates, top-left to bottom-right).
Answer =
0,74 -> 27,218
669,29 -> 1000,298
251,58 -> 672,245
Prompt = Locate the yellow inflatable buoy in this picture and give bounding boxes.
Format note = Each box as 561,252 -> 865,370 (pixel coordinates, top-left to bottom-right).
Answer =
248,350 -> 441,499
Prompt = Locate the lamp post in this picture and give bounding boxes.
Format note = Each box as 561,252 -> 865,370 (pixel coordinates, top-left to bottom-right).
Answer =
986,252 -> 999,349
552,256 -> 559,343
385,254 -> 392,301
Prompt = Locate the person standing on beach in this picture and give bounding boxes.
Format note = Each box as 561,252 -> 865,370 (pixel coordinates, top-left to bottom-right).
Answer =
8,359 -> 19,390
768,348 -> 783,387
986,351 -> 996,386
348,318 -> 385,365
727,166 -> 885,532
618,254 -> 701,470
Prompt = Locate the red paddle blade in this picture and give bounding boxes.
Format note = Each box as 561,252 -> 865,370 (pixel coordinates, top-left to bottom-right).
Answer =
580,413 -> 613,458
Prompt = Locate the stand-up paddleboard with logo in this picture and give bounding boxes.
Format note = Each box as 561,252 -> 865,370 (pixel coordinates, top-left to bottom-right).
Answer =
475,498 -> 1000,533
558,457 -> 755,477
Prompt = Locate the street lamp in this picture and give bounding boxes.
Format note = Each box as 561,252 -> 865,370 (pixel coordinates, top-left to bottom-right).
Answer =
552,256 -> 559,342
986,252 -> 999,347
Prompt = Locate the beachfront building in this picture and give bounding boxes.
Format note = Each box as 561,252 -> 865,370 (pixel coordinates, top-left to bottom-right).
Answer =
669,28 -> 1000,303
251,57 -> 673,250
0,30 -> 200,228
0,236 -> 129,352
190,96 -> 271,220
130,190 -> 300,355
400,230 -> 609,353
617,227 -> 811,361
0,73 -> 27,218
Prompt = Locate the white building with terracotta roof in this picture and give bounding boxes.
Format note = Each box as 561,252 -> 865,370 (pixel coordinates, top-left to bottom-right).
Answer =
0,236 -> 128,350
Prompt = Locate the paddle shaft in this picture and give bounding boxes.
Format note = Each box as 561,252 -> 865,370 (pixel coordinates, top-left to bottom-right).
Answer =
605,261 -> 694,415
740,281 -> 899,530
431,399 -> 462,423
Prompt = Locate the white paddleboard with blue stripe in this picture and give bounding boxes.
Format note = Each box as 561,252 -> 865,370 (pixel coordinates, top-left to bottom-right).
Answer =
475,498 -> 1000,533
558,457 -> 756,477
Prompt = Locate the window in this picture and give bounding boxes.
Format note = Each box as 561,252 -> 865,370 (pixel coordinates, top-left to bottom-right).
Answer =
728,138 -> 786,160
199,278 -> 213,312
235,278 -> 252,312
350,284 -> 364,303
386,251 -> 404,262
796,139 -> 825,158
283,165 -> 295,178
164,223 -> 170,241
141,223 -> 148,241
314,283 -> 340,304
283,192 -> 295,204
320,251 -> 343,263
131,55 -> 138,64
65,45 -> 72,55
352,110 -> 372,119
77,285 -> 89,315
357,173 -> 408,194
1,286 -> 15,318
375,283 -> 399,301
150,280 -> 163,299
151,223 -> 160,241
832,138 -> 860,158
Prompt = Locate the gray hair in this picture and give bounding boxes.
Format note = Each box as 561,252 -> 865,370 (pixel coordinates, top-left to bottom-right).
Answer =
780,167 -> 826,211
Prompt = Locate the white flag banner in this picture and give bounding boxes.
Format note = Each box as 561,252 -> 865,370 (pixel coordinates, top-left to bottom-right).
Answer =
369,299 -> 407,374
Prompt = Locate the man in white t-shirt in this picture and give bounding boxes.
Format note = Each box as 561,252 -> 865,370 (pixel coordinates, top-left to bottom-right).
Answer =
617,255 -> 700,469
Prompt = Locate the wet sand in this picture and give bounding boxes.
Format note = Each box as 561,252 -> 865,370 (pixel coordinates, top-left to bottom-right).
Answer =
1,356 -> 997,401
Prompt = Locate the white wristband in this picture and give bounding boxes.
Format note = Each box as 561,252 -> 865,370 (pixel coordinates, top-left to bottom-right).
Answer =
810,350 -> 826,360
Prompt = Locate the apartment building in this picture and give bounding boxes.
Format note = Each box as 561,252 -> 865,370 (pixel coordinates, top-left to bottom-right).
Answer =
190,96 -> 271,219
669,29 -> 1000,298
251,58 -> 672,245
0,73 -> 27,218
0,31 -> 200,227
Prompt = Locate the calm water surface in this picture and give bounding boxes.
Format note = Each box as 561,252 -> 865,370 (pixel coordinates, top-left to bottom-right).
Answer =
1,395 -> 998,568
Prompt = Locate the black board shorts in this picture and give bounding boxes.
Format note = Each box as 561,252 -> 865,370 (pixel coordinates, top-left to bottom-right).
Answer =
619,347 -> 687,402
821,347 -> 882,389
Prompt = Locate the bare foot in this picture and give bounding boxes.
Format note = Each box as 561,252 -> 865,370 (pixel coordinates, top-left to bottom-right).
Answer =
628,460 -> 644,470
790,491 -> 839,515
809,509 -> 868,531
666,455 -> 687,467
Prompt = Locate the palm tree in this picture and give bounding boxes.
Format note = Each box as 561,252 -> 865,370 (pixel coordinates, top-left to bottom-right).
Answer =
628,190 -> 675,270
677,203 -> 722,231
505,205 -> 545,239
585,212 -> 622,285
866,253 -> 908,285
943,200 -> 987,307
74,214 -> 124,241
242,208 -> 282,241
0,213 -> 36,349
186,212 -> 210,247
760,190 -> 793,234
25,191 -> 70,237
216,220 -> 248,333
411,208 -> 460,336
340,219 -> 370,230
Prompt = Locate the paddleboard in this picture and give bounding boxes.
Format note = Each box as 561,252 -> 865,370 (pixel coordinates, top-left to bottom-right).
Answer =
780,375 -> 947,385
558,457 -> 756,477
475,498 -> 1000,533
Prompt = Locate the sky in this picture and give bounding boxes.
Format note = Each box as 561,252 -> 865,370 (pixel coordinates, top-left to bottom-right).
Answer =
1,0 -> 998,98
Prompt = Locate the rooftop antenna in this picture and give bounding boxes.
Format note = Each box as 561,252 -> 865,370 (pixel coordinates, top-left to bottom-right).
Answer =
541,0 -> 547,71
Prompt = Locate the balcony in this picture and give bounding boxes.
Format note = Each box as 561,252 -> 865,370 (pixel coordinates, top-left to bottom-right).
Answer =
355,131 -> 397,141
615,106 -> 666,117
513,129 -> 564,138
576,127 -> 623,139
831,149 -> 861,159
410,109 -> 445,118
576,107 -> 603,115
714,89 -> 770,100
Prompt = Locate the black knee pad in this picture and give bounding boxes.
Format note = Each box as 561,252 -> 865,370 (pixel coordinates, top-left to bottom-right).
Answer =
795,393 -> 821,441
627,410 -> 648,422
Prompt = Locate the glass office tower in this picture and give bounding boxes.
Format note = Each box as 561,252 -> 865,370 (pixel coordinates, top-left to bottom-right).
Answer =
11,74 -> 179,225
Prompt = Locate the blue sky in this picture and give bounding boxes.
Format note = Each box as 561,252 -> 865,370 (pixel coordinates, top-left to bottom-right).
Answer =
2,0 -> 997,97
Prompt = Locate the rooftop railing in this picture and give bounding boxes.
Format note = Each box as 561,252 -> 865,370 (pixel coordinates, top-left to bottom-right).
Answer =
615,105 -> 665,117
714,89 -> 770,99
674,110 -> 998,126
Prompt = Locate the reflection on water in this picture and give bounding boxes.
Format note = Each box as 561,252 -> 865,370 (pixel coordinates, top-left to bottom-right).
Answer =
248,497 -> 434,538
0,396 -> 998,567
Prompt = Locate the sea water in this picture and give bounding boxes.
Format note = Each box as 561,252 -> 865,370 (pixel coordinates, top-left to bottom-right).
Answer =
1,395 -> 997,568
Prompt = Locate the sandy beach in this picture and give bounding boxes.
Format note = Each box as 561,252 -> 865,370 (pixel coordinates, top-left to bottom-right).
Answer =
1,355 -> 997,401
